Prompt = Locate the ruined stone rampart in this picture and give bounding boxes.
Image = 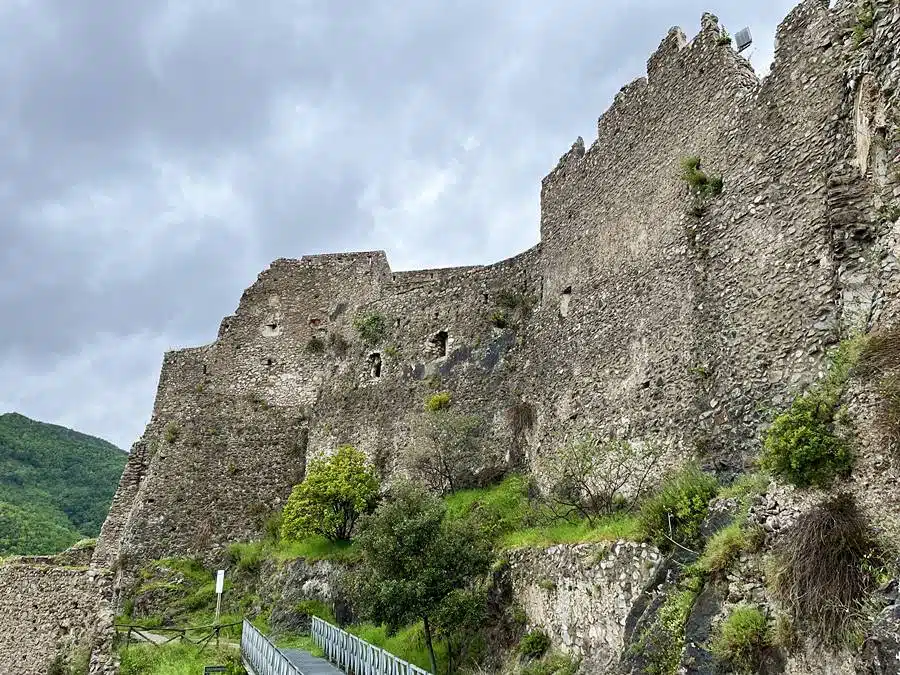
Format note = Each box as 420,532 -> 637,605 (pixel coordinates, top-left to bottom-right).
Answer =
0,551 -> 115,675
94,0 -> 900,573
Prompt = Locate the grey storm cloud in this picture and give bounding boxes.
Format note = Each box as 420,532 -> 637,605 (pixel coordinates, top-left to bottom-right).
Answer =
0,0 -> 799,448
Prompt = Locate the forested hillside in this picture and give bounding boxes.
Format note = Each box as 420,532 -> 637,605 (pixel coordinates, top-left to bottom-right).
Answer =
0,412 -> 127,556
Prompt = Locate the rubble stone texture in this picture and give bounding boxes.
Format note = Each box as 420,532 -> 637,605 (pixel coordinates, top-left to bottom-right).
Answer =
2,0 -> 900,672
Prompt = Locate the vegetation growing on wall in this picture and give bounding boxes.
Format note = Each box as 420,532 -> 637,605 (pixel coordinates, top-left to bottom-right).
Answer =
678,156 -> 724,215
709,604 -> 772,673
404,398 -> 486,496
353,312 -> 388,346
281,446 -> 380,542
853,0 -> 875,48
760,337 -> 864,488
638,464 -> 719,553
305,336 -> 325,354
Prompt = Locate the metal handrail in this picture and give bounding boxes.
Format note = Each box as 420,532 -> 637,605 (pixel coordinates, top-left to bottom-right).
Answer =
240,619 -> 305,675
311,616 -> 432,675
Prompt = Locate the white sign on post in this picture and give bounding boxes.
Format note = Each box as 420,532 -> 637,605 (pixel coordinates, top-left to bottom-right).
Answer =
214,570 -> 225,625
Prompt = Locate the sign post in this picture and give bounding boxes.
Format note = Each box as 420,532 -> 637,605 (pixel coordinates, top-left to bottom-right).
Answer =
214,569 -> 225,624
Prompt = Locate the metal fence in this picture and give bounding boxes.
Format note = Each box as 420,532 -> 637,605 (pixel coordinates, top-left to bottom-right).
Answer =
312,616 -> 432,675
240,619 -> 304,675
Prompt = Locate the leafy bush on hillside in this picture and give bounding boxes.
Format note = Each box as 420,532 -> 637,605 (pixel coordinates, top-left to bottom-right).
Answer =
638,464 -> 718,553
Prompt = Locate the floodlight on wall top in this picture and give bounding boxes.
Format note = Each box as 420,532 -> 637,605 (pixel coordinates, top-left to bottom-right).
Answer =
735,27 -> 753,53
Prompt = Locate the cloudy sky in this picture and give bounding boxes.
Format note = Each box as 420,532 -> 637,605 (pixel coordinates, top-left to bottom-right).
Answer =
0,0 -> 801,450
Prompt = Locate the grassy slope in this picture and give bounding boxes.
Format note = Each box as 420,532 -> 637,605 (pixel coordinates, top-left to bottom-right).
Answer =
0,412 -> 128,556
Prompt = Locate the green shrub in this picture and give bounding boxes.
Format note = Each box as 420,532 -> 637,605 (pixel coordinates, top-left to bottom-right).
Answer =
679,156 -> 724,202
424,391 -> 452,412
761,337 -> 864,488
519,629 -> 551,659
639,464 -> 719,552
354,312 -> 388,346
629,574 -> 702,675
760,392 -> 852,488
281,446 -> 380,542
710,605 -> 770,673
521,652 -> 580,675
163,423 -> 180,444
697,521 -> 756,575
227,541 -> 266,576
306,336 -> 325,354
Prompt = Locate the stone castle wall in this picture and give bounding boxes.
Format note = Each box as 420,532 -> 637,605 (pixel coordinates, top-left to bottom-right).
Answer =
0,551 -> 115,675
94,0 -> 900,570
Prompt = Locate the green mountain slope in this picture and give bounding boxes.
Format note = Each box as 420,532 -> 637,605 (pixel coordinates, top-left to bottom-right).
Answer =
0,412 -> 128,556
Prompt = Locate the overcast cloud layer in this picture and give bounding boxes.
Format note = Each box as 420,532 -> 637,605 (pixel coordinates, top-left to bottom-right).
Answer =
0,1 -> 800,449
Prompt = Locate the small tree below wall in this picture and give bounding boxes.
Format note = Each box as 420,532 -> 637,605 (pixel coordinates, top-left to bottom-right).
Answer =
403,403 -> 485,496
280,445 -> 380,542
541,435 -> 666,522
352,482 -> 493,674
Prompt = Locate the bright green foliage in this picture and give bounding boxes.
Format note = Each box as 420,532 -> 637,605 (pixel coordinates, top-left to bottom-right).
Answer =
0,412 -> 127,556
760,338 -> 863,488
519,629 -> 551,659
425,392 -> 452,412
697,521 -> 762,575
760,393 -> 852,487
353,482 -> 494,674
118,643 -> 243,675
710,605 -> 771,673
679,156 -> 724,202
639,465 -> 719,552
354,312 -> 388,346
281,446 -> 380,542
295,599 -> 336,624
502,513 -> 642,549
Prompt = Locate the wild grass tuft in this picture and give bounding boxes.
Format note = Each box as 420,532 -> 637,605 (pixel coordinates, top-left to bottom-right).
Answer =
770,492 -> 888,645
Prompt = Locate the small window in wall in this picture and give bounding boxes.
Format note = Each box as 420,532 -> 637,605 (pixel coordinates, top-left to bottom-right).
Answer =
264,358 -> 274,367
431,331 -> 448,357
560,286 -> 572,318
368,353 -> 382,378
202,365 -> 208,375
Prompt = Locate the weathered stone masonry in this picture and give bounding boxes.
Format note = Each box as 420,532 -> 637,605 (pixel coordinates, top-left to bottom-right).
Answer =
92,0 -> 900,572
4,1 -> 900,671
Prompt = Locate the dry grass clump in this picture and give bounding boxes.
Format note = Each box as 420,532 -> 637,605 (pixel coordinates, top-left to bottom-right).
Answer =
857,326 -> 900,377
770,493 -> 885,645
